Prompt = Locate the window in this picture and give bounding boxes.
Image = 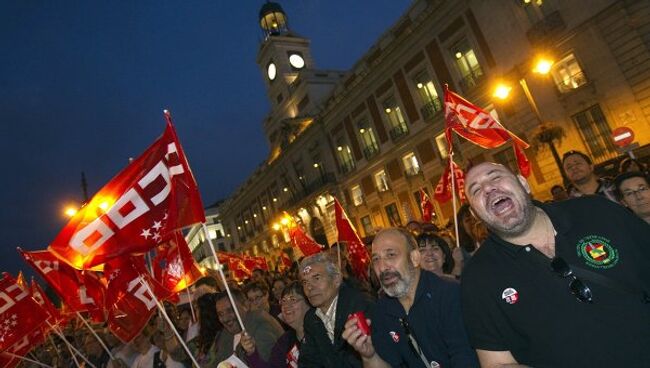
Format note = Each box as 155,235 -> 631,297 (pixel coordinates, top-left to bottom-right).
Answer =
521,0 -> 555,24
374,170 -> 390,192
358,119 -> 379,159
413,70 -> 443,120
335,137 -> 355,174
435,133 -> 450,160
402,152 -> 421,176
351,185 -> 364,206
385,203 -> 402,227
572,105 -> 617,162
382,95 -> 409,140
451,38 -> 484,90
360,216 -> 373,236
551,53 -> 587,93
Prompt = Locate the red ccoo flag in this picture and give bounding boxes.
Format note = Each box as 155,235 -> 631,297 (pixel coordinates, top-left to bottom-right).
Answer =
153,232 -> 204,294
334,198 -> 370,281
434,159 -> 467,204
289,223 -> 322,257
419,188 -> 435,223
0,273 -> 48,353
49,116 -> 205,270
19,249 -> 106,322
105,255 -> 172,342
444,86 -> 530,177
30,279 -> 63,326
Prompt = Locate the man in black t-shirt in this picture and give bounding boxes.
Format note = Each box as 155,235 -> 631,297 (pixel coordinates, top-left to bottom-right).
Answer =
461,162 -> 650,367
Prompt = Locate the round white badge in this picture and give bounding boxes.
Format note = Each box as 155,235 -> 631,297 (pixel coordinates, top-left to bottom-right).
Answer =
501,287 -> 519,305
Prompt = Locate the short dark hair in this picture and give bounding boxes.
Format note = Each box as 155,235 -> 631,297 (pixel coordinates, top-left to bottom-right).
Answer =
215,287 -> 246,306
280,280 -> 306,300
244,280 -> 269,296
562,150 -> 592,165
415,232 -> 455,274
550,185 -> 565,194
614,171 -> 649,199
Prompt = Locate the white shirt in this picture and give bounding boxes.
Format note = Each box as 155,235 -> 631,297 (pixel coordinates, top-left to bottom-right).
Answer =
315,296 -> 339,343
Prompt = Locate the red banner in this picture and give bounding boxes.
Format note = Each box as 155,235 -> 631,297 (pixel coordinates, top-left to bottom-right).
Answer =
104,256 -> 172,342
19,249 -> 106,322
434,159 -> 466,204
30,280 -> 63,326
0,274 -> 48,352
444,86 -> 530,177
288,222 -> 322,257
419,188 -> 435,223
49,117 -> 205,269
334,199 -> 370,281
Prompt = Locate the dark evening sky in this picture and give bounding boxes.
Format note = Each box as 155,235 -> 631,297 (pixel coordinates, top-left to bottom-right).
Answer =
0,1 -> 411,275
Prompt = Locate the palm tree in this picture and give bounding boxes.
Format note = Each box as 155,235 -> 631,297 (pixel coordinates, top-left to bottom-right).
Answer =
531,122 -> 569,185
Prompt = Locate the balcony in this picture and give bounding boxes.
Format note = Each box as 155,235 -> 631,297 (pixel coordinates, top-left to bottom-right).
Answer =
339,160 -> 355,174
420,98 -> 443,121
389,123 -> 409,141
526,10 -> 566,45
458,66 -> 484,93
363,145 -> 379,160
405,166 -> 421,177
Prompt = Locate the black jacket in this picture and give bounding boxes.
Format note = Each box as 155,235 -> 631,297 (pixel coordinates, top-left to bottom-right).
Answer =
298,283 -> 374,368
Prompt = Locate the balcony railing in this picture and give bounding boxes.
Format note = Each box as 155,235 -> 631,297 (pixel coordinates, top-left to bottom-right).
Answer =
363,145 -> 379,160
420,98 -> 443,121
458,66 -> 484,93
389,123 -> 409,141
339,160 -> 355,174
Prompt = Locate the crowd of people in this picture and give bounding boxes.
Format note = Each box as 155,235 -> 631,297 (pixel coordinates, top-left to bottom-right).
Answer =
20,150 -> 650,368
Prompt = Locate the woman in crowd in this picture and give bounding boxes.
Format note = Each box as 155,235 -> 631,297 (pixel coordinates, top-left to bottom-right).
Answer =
416,232 -> 456,279
240,280 -> 311,367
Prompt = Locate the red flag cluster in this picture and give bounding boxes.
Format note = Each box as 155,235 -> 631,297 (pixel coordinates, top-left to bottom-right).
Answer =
17,115 -> 208,347
288,218 -> 323,257
0,274 -> 49,353
434,159 -> 467,204
419,188 -> 435,223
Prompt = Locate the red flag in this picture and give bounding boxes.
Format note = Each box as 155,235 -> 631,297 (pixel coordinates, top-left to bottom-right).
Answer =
444,86 -> 530,177
153,232 -> 204,294
30,279 -> 62,326
0,326 -> 48,368
19,249 -> 106,322
244,256 -> 268,272
334,199 -> 370,281
104,256 -> 172,342
49,118 -> 205,270
278,253 -> 292,272
434,159 -> 466,203
225,254 -> 251,281
288,224 -> 322,257
419,188 -> 435,223
0,274 -> 48,352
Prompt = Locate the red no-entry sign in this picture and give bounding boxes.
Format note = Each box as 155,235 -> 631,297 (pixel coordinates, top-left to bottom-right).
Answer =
612,127 -> 635,147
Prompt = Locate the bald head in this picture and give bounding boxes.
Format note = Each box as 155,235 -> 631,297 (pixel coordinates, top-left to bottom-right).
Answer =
373,228 -> 418,253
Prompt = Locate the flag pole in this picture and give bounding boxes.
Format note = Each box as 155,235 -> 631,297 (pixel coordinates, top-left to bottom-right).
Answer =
47,321 -> 97,368
75,312 -> 115,360
449,154 -> 461,251
3,352 -> 53,368
138,277 -> 201,368
63,335 -> 83,368
202,223 -> 246,333
174,233 -> 197,323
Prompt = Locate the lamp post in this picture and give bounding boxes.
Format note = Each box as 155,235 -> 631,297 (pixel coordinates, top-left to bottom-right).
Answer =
492,57 -> 570,184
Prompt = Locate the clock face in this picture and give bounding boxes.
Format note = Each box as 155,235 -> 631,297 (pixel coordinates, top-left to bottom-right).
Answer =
267,62 -> 277,81
289,54 -> 305,69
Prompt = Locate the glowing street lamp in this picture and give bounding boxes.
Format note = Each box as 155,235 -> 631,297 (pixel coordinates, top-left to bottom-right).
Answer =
493,83 -> 512,100
533,58 -> 554,75
64,206 -> 78,218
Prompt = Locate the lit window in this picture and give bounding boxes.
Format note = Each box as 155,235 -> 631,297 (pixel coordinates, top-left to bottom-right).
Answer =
413,70 -> 442,120
351,185 -> 364,206
358,119 -> 379,159
374,170 -> 390,192
435,132 -> 450,160
402,152 -> 421,176
360,216 -> 373,236
551,53 -> 587,93
336,137 -> 355,174
451,38 -> 483,90
382,96 -> 409,140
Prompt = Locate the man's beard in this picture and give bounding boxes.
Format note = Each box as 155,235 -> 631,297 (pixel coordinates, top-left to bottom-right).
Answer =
379,264 -> 416,298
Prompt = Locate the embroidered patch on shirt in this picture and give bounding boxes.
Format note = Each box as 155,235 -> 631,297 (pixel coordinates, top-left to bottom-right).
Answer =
576,235 -> 619,269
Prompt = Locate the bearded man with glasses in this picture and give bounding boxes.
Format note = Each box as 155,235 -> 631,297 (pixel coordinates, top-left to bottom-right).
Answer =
461,162 -> 650,368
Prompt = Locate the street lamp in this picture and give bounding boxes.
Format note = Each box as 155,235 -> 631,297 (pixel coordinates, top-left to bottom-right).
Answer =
492,56 -> 570,184
64,206 -> 78,218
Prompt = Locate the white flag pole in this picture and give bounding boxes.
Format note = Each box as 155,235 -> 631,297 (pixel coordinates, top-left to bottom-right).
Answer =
76,312 -> 115,360
201,223 -> 246,333
449,153 -> 461,251
138,277 -> 201,368
2,352 -> 53,368
47,321 -> 97,368
174,233 -> 197,323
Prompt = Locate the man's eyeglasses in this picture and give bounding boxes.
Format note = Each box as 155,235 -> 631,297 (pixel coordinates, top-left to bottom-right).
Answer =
551,257 -> 593,303
622,185 -> 649,200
